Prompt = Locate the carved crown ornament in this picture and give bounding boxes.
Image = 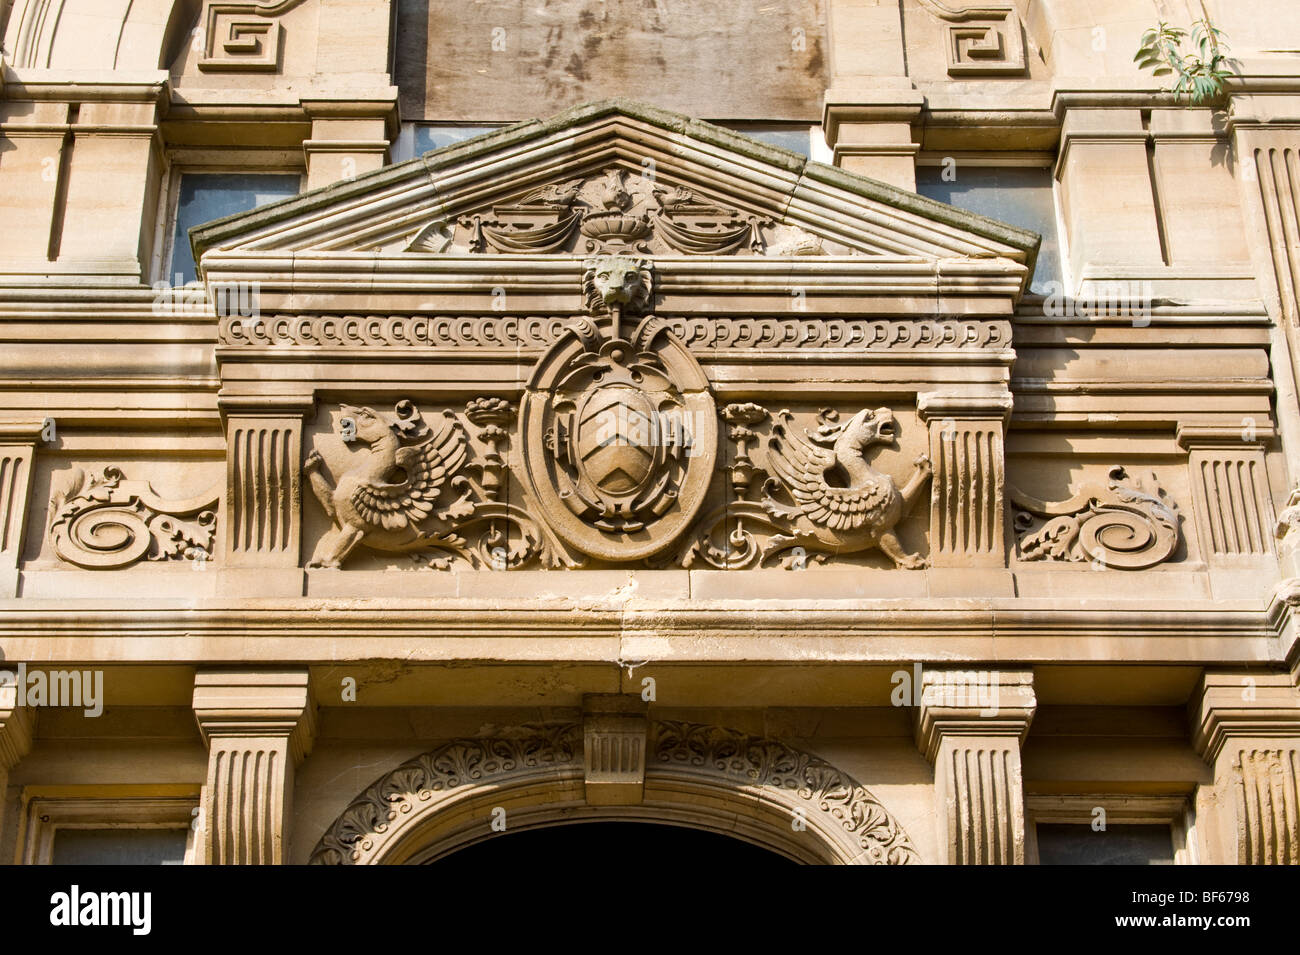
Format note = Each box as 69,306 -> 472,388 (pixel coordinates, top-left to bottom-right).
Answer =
406,166 -> 829,257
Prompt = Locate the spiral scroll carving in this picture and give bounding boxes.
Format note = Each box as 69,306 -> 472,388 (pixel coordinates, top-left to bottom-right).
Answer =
1010,466 -> 1180,569
47,467 -> 220,570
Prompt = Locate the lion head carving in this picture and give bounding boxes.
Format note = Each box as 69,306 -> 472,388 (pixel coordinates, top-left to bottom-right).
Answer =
582,255 -> 653,314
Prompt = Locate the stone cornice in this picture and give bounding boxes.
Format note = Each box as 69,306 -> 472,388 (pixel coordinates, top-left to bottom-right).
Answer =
915,667 -> 1036,763
192,668 -> 317,762
0,598 -> 1284,666
1190,670 -> 1300,762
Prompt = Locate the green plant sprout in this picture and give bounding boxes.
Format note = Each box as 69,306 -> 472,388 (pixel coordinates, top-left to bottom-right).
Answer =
1135,11 -> 1233,105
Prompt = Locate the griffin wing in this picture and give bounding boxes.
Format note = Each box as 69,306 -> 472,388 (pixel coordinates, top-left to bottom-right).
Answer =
350,417 -> 468,530
767,420 -> 892,532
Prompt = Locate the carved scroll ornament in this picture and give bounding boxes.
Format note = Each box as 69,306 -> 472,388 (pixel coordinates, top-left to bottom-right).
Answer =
218,313 -> 1011,353
309,720 -> 919,865
47,467 -> 220,569
1010,466 -> 1180,569
198,1 -> 309,73
916,1 -> 1027,76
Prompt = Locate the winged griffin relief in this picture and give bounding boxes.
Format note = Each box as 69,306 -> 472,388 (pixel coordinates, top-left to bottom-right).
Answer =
301,254 -> 949,571
303,399 -> 574,570
671,405 -> 933,570
407,166 -> 830,257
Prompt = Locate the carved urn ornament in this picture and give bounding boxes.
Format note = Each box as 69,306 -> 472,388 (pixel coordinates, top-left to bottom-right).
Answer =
518,256 -> 718,561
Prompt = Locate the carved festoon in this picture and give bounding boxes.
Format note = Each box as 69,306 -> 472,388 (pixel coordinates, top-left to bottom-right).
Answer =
409,165 -> 830,256
47,467 -> 220,569
1011,466 -> 1180,569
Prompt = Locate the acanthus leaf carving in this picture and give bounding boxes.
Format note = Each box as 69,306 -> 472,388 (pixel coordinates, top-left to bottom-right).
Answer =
47,467 -> 220,569
1010,465 -> 1181,569
309,720 -> 918,865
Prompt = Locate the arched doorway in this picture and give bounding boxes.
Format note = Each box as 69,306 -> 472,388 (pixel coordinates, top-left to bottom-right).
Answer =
426,820 -> 800,867
311,720 -> 919,865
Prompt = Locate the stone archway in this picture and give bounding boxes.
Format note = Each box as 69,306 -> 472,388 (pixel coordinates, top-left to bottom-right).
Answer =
310,720 -> 919,865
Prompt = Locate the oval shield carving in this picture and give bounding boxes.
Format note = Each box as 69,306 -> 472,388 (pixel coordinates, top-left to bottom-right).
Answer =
520,315 -> 717,561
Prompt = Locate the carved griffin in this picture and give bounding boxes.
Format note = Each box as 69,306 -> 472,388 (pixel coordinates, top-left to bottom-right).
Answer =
303,401 -> 469,568
761,408 -> 932,568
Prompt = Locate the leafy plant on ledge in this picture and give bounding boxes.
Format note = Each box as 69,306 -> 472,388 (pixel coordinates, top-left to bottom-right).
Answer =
1135,10 -> 1233,106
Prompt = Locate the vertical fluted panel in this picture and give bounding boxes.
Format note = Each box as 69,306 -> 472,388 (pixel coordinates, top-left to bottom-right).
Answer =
1192,451 -> 1272,557
931,423 -> 1003,561
225,419 -> 300,564
946,743 -> 1019,864
1256,147 -> 1300,327
0,446 -> 34,574
1235,748 -> 1300,865
0,454 -> 22,554
207,741 -> 287,865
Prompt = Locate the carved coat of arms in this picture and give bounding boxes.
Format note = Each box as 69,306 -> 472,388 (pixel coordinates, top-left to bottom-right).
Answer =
517,257 -> 717,561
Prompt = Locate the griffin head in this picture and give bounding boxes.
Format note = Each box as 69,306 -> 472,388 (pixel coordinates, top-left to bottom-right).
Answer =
838,407 -> 898,450
338,401 -> 431,445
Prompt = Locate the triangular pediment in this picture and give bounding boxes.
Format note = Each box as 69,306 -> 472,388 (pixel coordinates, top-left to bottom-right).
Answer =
191,100 -> 1039,289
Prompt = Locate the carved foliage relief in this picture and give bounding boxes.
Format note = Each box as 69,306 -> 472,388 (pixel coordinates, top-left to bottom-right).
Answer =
47,467 -> 220,569
1010,466 -> 1181,569
281,259 -> 1193,574
309,720 -> 919,865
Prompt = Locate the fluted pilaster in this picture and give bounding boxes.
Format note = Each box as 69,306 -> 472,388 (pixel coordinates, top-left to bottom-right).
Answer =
1192,670 -> 1300,865
193,669 -> 316,865
917,667 -> 1036,864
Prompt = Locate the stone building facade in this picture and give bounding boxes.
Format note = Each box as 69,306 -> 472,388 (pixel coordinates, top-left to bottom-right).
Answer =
0,0 -> 1298,866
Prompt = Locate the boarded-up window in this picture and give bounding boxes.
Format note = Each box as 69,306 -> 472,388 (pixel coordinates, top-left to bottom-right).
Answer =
397,0 -> 827,123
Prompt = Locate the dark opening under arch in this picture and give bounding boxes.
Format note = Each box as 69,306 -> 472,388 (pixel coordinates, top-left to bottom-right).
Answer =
427,821 -> 801,869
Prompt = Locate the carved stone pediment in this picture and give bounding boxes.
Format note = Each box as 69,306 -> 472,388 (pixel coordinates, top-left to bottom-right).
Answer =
191,100 -> 1040,280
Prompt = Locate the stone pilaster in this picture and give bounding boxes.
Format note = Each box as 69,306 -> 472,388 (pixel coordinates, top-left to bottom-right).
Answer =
916,667 -> 1036,865
1177,424 -> 1278,565
218,395 -> 313,594
822,89 -> 923,191
1228,104 -> 1300,463
1053,104 -> 1165,290
301,97 -> 398,191
918,391 -> 1013,569
1192,670 -> 1300,865
192,669 -> 316,866
0,678 -> 36,842
582,694 -> 648,806
0,421 -> 44,599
